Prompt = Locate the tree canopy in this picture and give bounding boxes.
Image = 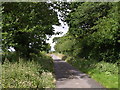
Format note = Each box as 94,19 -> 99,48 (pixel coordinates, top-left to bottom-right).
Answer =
55,2 -> 120,63
2,2 -> 59,58
2,2 -> 120,62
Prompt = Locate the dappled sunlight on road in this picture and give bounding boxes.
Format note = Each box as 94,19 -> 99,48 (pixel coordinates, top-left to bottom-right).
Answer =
51,55 -> 104,88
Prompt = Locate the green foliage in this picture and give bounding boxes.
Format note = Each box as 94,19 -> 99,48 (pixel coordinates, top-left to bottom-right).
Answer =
54,2 -> 119,88
2,52 -> 55,88
54,34 -> 76,55
53,37 -> 60,43
2,2 -> 59,58
55,2 -> 119,63
95,61 -> 118,74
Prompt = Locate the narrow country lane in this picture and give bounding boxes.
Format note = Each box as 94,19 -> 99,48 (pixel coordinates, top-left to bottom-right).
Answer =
51,54 -> 105,88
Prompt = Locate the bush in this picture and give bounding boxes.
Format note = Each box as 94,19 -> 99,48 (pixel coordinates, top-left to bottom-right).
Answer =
95,61 -> 118,74
2,52 -> 55,88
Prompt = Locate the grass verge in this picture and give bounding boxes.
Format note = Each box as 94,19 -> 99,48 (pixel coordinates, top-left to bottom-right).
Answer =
2,52 -> 55,88
56,54 -> 118,88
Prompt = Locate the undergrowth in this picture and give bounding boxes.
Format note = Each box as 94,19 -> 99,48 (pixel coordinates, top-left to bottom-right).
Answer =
1,52 -> 55,88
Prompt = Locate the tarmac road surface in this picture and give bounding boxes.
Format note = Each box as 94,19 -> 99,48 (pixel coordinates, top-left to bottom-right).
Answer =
51,54 -> 105,88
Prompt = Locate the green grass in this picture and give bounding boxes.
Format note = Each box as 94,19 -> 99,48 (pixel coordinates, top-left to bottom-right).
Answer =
59,54 -> 118,88
1,52 -> 55,88
89,62 -> 118,88
90,72 -> 118,88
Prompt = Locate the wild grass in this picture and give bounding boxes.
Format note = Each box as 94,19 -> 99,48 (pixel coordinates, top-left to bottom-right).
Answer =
1,52 -> 55,88
57,54 -> 118,88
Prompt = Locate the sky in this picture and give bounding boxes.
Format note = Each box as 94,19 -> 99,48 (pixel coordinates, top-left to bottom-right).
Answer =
46,10 -> 69,51
47,23 -> 69,51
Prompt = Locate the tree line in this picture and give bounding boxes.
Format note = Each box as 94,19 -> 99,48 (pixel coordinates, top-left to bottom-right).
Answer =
55,2 -> 120,63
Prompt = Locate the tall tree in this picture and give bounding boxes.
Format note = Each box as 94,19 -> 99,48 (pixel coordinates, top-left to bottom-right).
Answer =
2,2 -> 59,58
55,2 -> 119,62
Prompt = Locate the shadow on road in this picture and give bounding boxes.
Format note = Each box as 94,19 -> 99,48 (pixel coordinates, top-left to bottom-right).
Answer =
51,54 -> 104,88
54,59 -> 90,81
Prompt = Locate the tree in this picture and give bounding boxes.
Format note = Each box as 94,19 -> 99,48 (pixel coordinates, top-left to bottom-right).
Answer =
55,2 -> 120,62
2,2 -> 59,58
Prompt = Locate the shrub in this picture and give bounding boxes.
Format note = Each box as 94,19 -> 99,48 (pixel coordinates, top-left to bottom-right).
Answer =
2,52 -> 55,88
